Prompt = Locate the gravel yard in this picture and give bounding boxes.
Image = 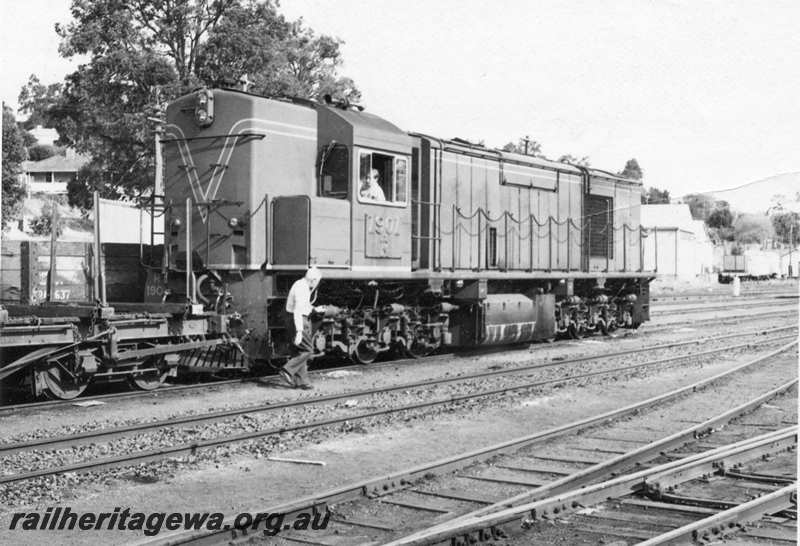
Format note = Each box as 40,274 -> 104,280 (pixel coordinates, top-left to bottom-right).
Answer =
0,318 -> 795,545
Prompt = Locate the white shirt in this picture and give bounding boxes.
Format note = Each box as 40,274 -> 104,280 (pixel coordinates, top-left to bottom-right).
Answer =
360,181 -> 386,201
286,278 -> 313,316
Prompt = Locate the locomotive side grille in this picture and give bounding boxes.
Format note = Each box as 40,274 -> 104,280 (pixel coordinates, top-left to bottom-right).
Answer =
586,195 -> 614,259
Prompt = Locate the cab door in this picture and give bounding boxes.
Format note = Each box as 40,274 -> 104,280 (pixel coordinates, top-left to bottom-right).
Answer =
310,143 -> 351,267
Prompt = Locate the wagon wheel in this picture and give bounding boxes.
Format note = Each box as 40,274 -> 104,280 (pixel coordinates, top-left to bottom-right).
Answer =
129,356 -> 170,391
351,338 -> 378,365
405,327 -> 440,359
41,354 -> 91,400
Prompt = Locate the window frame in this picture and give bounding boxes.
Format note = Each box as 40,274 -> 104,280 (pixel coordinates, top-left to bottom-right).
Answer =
500,162 -> 560,192
317,143 -> 351,200
356,148 -> 410,208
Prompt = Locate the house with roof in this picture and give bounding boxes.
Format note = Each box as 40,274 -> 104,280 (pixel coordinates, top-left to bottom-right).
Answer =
641,204 -> 716,278
20,148 -> 90,195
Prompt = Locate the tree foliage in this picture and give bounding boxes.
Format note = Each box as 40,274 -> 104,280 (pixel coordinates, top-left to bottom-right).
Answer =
18,76 -> 62,129
501,136 -> 543,157
19,0 -> 360,208
641,186 -> 670,204
28,200 -> 58,237
733,213 -> 774,244
557,154 -> 590,167
704,200 -> 735,241
767,192 -> 800,215
706,202 -> 733,229
771,212 -> 799,245
2,105 -> 28,229
27,144 -> 62,162
198,3 -> 359,101
684,193 -> 716,221
619,158 -> 643,180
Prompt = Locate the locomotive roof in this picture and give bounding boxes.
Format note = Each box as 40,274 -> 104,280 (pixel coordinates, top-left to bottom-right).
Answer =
195,87 -> 412,150
323,104 -> 413,150
585,168 -> 640,185
194,88 -> 640,184
500,149 -> 584,174
438,140 -> 639,185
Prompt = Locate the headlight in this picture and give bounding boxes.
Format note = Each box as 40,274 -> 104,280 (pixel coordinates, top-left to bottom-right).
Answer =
194,89 -> 214,127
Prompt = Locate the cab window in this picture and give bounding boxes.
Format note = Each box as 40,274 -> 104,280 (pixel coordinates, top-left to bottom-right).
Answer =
319,144 -> 349,199
358,150 -> 408,206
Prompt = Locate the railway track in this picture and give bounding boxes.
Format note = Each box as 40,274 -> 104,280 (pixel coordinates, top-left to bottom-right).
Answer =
652,290 -> 797,305
1,328 -> 795,486
135,340 -> 798,546
2,303 -> 796,414
652,285 -> 798,302
652,298 -> 797,317
402,426 -> 796,546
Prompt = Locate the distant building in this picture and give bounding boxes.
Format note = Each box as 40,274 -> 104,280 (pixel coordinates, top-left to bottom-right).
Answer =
27,125 -> 59,146
21,149 -> 90,195
641,204 -> 715,278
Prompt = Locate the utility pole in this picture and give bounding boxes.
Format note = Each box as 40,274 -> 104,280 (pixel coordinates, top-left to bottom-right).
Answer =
523,135 -> 530,156
0,102 -> 3,263
790,223 -> 794,278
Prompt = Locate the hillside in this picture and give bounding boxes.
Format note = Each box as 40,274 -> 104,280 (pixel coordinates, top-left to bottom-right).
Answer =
707,172 -> 800,214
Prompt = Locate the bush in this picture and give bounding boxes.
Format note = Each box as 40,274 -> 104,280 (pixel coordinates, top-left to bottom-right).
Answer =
27,144 -> 61,162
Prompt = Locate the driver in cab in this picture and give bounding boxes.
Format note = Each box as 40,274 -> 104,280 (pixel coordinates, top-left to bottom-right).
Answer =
360,168 -> 386,201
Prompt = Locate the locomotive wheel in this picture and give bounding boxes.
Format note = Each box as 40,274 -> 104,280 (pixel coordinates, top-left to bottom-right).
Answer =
405,336 -> 439,359
567,322 -> 584,340
599,318 -> 617,336
129,357 -> 170,391
403,324 -> 441,359
41,356 -> 90,400
351,339 -> 378,365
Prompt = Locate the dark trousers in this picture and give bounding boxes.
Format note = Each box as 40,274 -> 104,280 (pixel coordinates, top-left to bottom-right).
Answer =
284,313 -> 312,386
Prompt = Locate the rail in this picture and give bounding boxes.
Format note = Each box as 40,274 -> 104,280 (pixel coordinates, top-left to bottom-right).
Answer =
133,339 -> 797,545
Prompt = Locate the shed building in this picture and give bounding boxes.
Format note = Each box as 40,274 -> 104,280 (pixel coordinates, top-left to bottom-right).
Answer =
641,204 -> 715,278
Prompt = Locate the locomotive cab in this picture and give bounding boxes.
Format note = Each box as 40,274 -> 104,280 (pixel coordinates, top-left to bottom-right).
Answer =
316,105 -> 414,273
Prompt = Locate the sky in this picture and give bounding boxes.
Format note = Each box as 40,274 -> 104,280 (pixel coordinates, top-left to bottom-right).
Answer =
2,0 -> 799,198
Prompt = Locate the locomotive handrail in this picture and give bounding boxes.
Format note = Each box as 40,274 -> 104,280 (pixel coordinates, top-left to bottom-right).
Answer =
448,204 -> 649,273
159,131 -> 266,143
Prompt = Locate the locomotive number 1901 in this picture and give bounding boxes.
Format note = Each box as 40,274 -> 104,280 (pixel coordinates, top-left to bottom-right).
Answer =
367,214 -> 401,237
365,214 -> 402,259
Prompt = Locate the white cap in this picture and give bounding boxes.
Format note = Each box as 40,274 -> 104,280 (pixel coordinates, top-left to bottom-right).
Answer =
305,266 -> 322,281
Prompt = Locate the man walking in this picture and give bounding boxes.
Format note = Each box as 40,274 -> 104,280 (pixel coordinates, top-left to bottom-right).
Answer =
279,267 -> 322,390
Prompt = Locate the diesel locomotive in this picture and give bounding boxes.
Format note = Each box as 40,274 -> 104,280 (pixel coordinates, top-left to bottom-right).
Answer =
0,87 -> 654,399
